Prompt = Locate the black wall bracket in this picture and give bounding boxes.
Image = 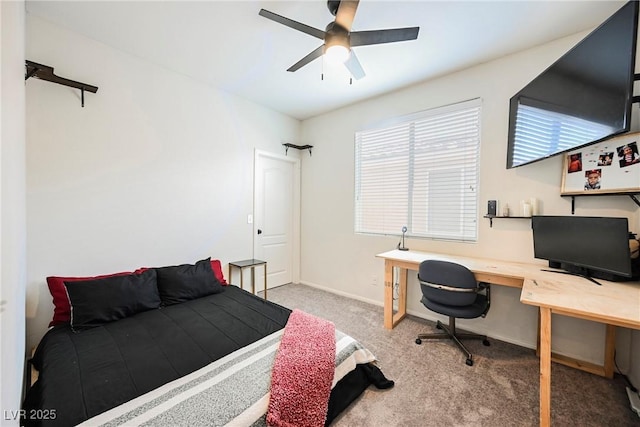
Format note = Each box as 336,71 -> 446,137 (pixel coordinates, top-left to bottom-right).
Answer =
564,193 -> 640,214
633,73 -> 640,104
283,143 -> 313,156
25,60 -> 98,107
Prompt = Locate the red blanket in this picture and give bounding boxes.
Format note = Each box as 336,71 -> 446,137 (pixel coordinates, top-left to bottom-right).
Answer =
266,309 -> 336,427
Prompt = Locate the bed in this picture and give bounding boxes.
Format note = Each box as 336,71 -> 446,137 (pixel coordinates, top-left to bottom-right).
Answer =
22,258 -> 392,426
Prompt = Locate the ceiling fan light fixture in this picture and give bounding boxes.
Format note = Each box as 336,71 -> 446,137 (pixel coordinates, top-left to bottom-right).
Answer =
324,22 -> 351,64
325,44 -> 350,64
259,1 -> 419,79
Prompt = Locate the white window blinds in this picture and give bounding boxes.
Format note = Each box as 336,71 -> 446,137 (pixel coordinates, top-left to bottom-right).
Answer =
355,99 -> 481,242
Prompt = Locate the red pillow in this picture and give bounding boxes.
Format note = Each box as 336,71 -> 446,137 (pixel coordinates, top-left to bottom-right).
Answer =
210,259 -> 227,285
46,271 -> 132,327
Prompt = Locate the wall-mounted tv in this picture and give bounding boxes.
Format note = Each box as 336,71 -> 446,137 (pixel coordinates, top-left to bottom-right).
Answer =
507,1 -> 639,169
531,215 -> 633,283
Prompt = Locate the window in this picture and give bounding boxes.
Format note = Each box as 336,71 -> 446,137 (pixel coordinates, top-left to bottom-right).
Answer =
355,99 -> 481,242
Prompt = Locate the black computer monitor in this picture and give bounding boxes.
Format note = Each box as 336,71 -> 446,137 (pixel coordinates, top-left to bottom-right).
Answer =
531,215 -> 632,283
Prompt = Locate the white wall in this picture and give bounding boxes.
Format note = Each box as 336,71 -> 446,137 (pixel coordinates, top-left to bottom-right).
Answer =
1,1 -> 27,424
25,16 -> 301,350
299,31 -> 640,376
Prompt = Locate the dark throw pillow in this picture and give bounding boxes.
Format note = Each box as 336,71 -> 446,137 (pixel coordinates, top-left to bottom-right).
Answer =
46,270 -> 134,326
64,269 -> 161,330
155,257 -> 223,305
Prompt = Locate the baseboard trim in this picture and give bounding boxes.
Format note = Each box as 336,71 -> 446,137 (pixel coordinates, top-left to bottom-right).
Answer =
297,281 -> 608,367
298,280 -> 383,308
298,280 -> 536,352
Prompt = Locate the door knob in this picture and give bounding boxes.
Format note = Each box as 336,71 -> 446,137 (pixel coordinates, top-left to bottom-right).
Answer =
257,229 -> 263,235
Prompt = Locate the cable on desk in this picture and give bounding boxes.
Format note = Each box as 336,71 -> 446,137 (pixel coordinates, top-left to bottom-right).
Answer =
615,350 -> 638,393
391,266 -> 400,301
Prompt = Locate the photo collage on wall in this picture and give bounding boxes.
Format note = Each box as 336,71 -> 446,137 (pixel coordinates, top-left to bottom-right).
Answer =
561,133 -> 640,194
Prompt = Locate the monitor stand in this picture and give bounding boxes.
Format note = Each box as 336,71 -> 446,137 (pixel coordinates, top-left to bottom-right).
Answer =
540,268 -> 602,286
544,260 -> 637,285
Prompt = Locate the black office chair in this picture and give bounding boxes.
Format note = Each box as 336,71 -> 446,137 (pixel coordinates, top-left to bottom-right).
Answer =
415,260 -> 491,366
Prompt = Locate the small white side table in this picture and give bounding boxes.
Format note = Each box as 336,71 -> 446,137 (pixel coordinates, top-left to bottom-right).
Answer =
228,259 -> 267,300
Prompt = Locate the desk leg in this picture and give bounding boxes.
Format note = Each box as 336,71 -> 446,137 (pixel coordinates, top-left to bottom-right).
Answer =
535,309 -> 616,378
384,261 -> 407,330
384,260 -> 394,329
263,263 -> 267,300
539,307 -> 552,427
250,266 -> 256,295
394,267 -> 407,326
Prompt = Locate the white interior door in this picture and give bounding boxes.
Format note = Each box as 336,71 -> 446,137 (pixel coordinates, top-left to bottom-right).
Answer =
254,150 -> 300,289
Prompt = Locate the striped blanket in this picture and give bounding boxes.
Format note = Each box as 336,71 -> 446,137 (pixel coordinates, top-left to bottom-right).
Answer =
79,329 -> 376,426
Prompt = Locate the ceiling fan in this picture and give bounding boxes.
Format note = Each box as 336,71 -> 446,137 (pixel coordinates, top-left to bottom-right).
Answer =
259,0 -> 419,80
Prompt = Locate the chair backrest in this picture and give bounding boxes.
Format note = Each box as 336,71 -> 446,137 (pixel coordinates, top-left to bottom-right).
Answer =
418,260 -> 478,307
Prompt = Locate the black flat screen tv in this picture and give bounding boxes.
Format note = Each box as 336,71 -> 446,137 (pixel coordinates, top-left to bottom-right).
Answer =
507,1 -> 639,169
531,215 -> 632,283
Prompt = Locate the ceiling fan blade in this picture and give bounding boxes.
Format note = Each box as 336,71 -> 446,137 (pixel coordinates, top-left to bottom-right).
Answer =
259,9 -> 325,40
287,45 -> 325,72
351,27 -> 420,47
344,51 -> 366,80
335,0 -> 360,31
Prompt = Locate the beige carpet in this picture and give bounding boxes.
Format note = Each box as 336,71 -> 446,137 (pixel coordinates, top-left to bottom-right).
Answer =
262,283 -> 639,427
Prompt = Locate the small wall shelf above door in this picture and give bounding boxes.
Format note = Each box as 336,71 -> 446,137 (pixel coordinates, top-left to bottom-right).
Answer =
282,143 -> 313,156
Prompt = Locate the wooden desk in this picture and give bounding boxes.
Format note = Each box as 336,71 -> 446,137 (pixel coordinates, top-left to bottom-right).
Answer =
376,249 -> 625,376
521,277 -> 640,427
376,249 -> 538,329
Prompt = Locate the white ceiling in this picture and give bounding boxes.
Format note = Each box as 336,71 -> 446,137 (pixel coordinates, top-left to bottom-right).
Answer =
26,1 -> 627,120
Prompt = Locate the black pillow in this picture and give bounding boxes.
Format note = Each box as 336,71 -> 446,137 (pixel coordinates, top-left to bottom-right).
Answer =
64,269 -> 161,330
155,257 -> 223,305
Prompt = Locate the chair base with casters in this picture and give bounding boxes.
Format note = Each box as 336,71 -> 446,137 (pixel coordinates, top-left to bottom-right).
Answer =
415,316 -> 490,366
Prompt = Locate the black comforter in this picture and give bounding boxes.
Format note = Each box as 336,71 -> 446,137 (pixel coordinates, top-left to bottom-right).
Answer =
23,286 -> 385,426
